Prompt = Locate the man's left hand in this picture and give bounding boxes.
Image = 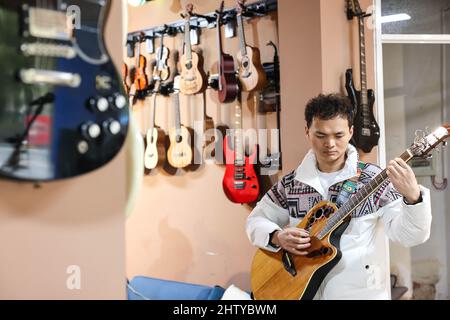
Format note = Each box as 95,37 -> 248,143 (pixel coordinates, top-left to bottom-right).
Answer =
386,157 -> 421,203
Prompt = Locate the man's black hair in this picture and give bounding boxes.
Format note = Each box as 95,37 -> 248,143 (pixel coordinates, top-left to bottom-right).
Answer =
305,93 -> 354,128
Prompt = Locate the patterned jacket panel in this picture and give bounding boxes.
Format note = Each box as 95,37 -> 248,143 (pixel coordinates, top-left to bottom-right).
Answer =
266,162 -> 403,219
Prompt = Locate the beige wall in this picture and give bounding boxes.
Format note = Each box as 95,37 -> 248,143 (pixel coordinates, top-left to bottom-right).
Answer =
0,1 -> 126,299
126,0 -> 378,292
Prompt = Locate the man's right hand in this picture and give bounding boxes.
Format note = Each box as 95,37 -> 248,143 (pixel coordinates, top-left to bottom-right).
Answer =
272,228 -> 311,255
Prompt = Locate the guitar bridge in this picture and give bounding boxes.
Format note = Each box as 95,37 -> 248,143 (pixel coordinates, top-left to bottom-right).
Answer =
361,128 -> 371,137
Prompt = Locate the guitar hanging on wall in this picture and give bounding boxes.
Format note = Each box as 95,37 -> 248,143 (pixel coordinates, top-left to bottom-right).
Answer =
222,91 -> 260,204
167,76 -> 193,169
0,0 -> 129,182
144,76 -> 166,171
179,4 -> 206,95
236,0 -> 267,92
216,1 -> 238,103
345,0 -> 380,153
251,124 -> 450,299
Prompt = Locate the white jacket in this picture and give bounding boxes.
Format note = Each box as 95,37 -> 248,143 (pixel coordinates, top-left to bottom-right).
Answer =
246,145 -> 432,299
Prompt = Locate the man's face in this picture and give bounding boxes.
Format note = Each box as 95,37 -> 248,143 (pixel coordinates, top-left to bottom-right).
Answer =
305,116 -> 353,169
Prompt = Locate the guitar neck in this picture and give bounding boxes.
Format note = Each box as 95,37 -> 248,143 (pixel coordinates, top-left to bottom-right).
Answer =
150,91 -> 158,133
136,41 -> 141,67
184,19 -> 192,60
157,34 -> 164,70
174,91 -> 181,131
358,15 -> 368,106
318,150 -> 413,239
217,17 -> 223,89
237,14 -> 247,56
234,103 -> 244,164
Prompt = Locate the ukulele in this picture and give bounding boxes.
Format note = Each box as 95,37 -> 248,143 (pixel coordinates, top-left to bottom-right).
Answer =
216,1 -> 238,103
222,92 -> 260,204
251,125 -> 450,300
153,33 -> 170,82
0,0 -> 129,181
179,4 -> 206,95
345,0 -> 380,153
167,76 -> 193,168
134,35 -> 149,91
144,81 -> 166,170
236,0 -> 267,92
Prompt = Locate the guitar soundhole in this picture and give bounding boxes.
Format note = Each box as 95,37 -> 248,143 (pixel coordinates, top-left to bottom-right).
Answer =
176,135 -> 182,143
186,62 -> 192,70
323,207 -> 332,218
243,61 -> 249,68
314,209 -> 323,219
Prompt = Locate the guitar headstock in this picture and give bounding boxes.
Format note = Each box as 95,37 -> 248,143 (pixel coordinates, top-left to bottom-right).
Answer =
347,0 -> 363,20
236,0 -> 245,15
409,125 -> 450,157
351,0 -> 363,15
217,1 -> 225,22
183,3 -> 194,19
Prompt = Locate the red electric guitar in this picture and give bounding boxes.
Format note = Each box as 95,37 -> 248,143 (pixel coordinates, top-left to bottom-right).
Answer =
222,94 -> 259,204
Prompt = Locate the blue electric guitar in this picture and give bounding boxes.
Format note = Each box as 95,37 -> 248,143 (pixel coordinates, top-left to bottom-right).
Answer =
0,0 -> 129,181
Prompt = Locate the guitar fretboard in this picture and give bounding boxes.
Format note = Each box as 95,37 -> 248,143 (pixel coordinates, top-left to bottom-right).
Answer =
317,150 -> 412,239
234,104 -> 244,165
174,91 -> 181,134
184,19 -> 192,61
358,14 -> 370,127
237,13 -> 247,57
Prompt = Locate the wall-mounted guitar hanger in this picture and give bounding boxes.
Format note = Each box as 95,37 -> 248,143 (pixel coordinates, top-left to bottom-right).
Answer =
126,0 -> 278,57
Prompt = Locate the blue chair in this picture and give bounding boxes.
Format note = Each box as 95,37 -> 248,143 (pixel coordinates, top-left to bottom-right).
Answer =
127,276 -> 226,300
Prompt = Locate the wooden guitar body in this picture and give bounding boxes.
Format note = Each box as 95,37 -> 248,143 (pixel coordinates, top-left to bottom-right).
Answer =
218,54 -> 238,103
167,126 -> 193,168
251,201 -> 349,300
237,46 -> 267,92
144,127 -> 166,170
222,136 -> 259,203
179,51 -> 206,95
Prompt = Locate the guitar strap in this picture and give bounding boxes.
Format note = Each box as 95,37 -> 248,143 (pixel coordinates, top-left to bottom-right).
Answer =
334,161 -> 365,208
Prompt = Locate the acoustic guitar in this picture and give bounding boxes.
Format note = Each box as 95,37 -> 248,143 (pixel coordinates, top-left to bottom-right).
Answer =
0,0 -> 128,181
144,81 -> 166,171
251,125 -> 450,300
167,76 -> 193,168
179,4 -> 206,95
345,0 -> 380,153
236,0 -> 267,92
222,93 -> 260,204
216,1 -> 238,103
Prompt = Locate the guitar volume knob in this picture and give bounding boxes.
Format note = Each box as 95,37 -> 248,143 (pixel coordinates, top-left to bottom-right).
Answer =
81,122 -> 101,139
88,96 -> 109,112
103,119 -> 121,135
110,93 -> 127,109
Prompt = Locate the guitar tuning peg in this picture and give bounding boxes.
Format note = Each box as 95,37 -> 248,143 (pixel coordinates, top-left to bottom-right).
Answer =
414,129 -> 425,143
425,126 -> 430,135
